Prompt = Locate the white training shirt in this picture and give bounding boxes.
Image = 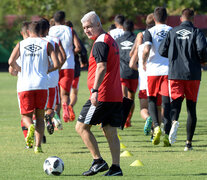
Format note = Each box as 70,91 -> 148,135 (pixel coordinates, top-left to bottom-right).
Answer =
49,25 -> 74,69
44,36 -> 59,88
138,43 -> 147,90
17,37 -> 49,92
144,24 -> 172,76
109,28 -> 124,40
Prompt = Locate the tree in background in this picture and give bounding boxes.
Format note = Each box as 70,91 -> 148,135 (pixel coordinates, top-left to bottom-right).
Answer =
0,0 -> 206,56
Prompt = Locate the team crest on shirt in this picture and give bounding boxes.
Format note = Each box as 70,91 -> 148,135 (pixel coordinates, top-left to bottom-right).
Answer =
120,41 -> 133,49
176,29 -> 191,39
24,44 -> 42,53
156,30 -> 168,42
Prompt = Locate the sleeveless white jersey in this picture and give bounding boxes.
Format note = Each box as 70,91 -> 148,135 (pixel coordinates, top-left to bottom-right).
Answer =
17,37 -> 49,92
109,28 -> 124,40
138,43 -> 147,90
44,36 -> 59,88
144,24 -> 172,76
49,25 -> 74,69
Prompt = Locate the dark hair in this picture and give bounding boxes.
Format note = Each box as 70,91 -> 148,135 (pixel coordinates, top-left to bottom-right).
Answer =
21,21 -> 31,34
54,11 -> 65,23
114,14 -> 125,25
28,21 -> 40,35
38,18 -> 50,35
65,20 -> 73,27
109,24 -> 116,31
123,19 -> 134,32
182,8 -> 194,20
154,7 -> 167,23
146,13 -> 155,29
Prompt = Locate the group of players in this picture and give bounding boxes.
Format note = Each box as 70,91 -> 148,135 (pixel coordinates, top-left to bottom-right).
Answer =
8,6 -> 207,176
8,11 -> 87,153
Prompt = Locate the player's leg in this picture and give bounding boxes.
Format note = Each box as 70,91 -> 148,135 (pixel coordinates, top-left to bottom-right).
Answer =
34,89 -> 48,153
69,77 -> 79,121
45,87 -> 56,135
102,125 -> 123,176
168,80 -> 184,145
76,100 -> 109,176
59,69 -> 74,122
34,108 -> 45,153
184,80 -> 200,151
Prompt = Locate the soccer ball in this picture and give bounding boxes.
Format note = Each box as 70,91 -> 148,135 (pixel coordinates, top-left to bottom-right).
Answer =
43,156 -> 64,176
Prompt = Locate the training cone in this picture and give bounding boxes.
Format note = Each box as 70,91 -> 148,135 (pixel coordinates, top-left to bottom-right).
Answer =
130,160 -> 144,167
117,134 -> 122,140
120,143 -> 127,149
120,150 -> 133,157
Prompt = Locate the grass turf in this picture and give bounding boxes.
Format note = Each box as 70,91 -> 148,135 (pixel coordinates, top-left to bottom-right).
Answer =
0,71 -> 207,180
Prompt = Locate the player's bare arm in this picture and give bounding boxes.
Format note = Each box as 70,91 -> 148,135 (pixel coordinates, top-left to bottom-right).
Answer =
91,62 -> 107,106
8,43 -> 21,73
59,40 -> 66,65
47,42 -> 60,72
54,43 -> 64,69
142,44 -> 151,71
129,32 -> 143,70
73,30 -> 82,54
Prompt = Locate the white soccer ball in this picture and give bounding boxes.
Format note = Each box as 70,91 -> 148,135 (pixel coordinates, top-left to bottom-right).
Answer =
43,156 -> 64,176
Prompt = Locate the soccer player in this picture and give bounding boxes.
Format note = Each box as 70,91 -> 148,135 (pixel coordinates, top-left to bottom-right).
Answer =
8,21 -> 59,153
49,11 -> 74,123
116,19 -> 138,128
142,7 -> 172,146
108,14 -> 125,40
159,8 -> 207,151
65,20 -> 82,121
38,18 -> 64,134
129,13 -> 156,136
76,11 -> 123,176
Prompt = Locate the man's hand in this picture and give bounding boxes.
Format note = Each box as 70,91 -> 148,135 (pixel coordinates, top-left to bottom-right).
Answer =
91,92 -> 98,106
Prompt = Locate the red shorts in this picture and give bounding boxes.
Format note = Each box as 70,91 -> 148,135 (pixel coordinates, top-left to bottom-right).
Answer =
47,87 -> 56,109
56,86 -> 60,105
169,80 -> 200,102
120,78 -> 138,93
18,90 -> 48,114
72,77 -> 79,89
147,75 -> 169,97
139,89 -> 147,99
59,69 -> 74,92
138,90 -> 162,106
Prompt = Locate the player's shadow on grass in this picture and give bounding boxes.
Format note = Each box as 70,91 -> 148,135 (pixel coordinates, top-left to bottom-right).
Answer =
61,174 -> 83,177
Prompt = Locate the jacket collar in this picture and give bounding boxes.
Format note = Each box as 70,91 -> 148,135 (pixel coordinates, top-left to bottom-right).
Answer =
181,21 -> 194,27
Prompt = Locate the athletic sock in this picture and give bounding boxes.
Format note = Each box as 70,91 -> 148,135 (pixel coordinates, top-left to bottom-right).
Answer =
93,157 -> 103,164
110,164 -> 121,171
21,120 -> 28,138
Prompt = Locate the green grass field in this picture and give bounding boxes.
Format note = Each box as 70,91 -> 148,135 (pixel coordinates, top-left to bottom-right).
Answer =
0,71 -> 207,180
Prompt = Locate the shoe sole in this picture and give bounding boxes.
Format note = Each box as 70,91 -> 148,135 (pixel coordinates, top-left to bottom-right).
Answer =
152,130 -> 161,145
26,125 -> 35,148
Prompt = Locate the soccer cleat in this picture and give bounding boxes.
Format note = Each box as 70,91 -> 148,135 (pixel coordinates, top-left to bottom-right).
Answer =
45,114 -> 54,135
34,146 -> 43,154
163,134 -> 171,147
68,105 -> 75,121
144,116 -> 152,135
25,145 -> 33,149
184,143 -> 193,151
103,166 -> 123,176
169,121 -> 179,144
53,112 -> 63,130
62,103 -> 70,122
82,160 -> 109,176
25,124 -> 35,148
152,126 -> 161,145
